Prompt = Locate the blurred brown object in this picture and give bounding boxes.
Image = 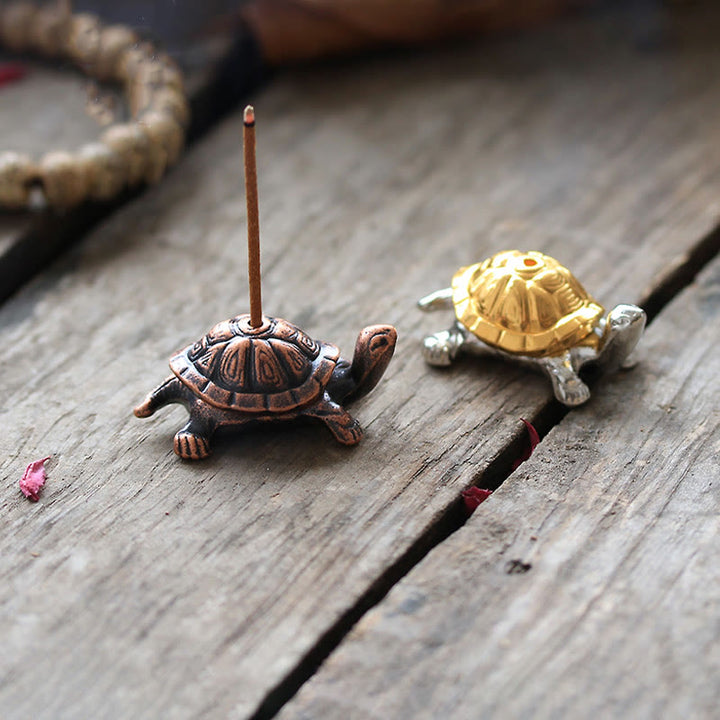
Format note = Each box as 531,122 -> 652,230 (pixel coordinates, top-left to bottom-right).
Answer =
241,0 -> 593,63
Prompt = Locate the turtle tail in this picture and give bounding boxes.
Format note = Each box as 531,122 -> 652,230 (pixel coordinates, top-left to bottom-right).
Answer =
134,376 -> 185,418
344,325 -> 397,402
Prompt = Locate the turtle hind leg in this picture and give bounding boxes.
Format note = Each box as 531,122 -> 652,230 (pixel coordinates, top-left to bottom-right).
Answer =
303,394 -> 363,445
134,376 -> 187,417
174,416 -> 216,460
422,323 -> 466,367
333,325 -> 397,403
540,352 -> 591,407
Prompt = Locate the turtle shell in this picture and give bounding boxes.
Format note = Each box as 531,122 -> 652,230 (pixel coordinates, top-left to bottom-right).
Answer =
170,315 -> 339,413
452,250 -> 605,357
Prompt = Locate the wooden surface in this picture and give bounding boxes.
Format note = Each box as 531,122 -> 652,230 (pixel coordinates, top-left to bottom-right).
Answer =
1,5 -> 720,720
279,250 -> 720,720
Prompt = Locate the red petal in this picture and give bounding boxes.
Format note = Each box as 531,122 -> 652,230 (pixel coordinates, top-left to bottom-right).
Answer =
511,418 -> 540,470
522,418 -> 540,450
462,487 -> 492,515
0,64 -> 27,88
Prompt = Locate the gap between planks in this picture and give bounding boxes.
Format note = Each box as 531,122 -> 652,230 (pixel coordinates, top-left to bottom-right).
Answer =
247,219 -> 720,719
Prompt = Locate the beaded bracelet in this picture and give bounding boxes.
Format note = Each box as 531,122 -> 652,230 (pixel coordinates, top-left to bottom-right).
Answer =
0,1 -> 190,209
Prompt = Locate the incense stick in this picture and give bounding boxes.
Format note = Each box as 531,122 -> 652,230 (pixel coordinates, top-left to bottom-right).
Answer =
243,105 -> 263,327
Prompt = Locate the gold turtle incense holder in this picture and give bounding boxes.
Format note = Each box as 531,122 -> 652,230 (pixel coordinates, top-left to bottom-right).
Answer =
418,250 -> 645,406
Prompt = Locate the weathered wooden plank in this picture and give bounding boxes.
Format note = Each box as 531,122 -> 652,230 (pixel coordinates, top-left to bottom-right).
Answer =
1,7 -> 720,719
279,248 -> 720,720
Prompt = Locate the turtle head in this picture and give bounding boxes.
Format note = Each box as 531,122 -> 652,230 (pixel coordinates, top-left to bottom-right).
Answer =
608,304 -> 646,331
328,325 -> 397,404
599,304 -> 646,372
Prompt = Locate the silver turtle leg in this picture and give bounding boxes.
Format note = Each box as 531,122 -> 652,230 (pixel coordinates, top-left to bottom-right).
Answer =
422,323 -> 467,367
539,351 -> 591,406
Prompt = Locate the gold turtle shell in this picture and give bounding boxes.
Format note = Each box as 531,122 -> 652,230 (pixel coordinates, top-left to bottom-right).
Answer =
452,250 -> 605,357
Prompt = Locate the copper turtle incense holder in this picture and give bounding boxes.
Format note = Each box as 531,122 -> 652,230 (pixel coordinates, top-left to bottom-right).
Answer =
134,315 -> 396,459
135,107 -> 396,459
418,250 -> 645,406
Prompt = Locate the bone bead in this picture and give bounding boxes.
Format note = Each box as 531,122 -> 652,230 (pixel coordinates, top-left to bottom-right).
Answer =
96,25 -> 140,81
26,4 -> 71,56
134,55 -> 185,93
128,59 -> 186,118
117,44 -> 155,85
101,123 -> 153,187
0,152 -> 36,208
78,142 -> 127,200
39,151 -> 88,208
133,119 -> 170,185
148,87 -> 191,128
0,1 -> 38,51
66,13 -> 102,67
128,78 -> 153,118
138,112 -> 184,168
140,139 -> 167,185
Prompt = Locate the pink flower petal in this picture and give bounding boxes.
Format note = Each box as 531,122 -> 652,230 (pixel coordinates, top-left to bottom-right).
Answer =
19,456 -> 51,502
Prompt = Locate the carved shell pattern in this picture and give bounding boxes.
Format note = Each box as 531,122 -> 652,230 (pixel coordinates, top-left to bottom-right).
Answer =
170,315 -> 339,412
452,250 -> 605,357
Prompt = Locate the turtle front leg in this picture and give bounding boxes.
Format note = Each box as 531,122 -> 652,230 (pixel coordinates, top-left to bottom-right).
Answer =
422,323 -> 467,367
174,415 -> 216,460
539,351 -> 591,406
303,394 -> 363,445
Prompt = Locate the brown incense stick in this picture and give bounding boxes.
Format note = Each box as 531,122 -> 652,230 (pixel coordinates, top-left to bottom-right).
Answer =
243,105 -> 263,327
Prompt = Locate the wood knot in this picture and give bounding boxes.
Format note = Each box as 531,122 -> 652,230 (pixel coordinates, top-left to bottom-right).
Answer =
505,559 -> 532,575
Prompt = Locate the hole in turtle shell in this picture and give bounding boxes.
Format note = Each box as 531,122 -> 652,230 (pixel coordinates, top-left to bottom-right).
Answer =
523,258 -> 538,267
233,315 -> 273,335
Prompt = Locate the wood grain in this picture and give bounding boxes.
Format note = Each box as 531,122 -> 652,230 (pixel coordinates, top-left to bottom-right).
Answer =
279,249 -> 720,720
1,7 -> 720,719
